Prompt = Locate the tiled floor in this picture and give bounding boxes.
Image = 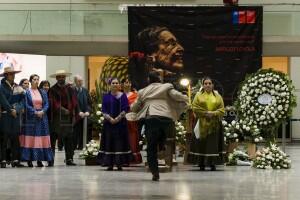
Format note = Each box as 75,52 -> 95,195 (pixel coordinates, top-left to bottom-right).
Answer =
0,145 -> 299,200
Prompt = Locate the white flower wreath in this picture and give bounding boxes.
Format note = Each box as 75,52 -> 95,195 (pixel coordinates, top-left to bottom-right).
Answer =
233,69 -> 297,142
223,119 -> 262,144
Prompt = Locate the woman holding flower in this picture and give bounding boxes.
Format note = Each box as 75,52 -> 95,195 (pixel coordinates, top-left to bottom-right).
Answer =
98,78 -> 132,171
188,77 -> 225,171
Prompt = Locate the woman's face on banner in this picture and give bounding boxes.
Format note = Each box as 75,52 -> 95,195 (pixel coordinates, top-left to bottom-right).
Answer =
154,30 -> 184,71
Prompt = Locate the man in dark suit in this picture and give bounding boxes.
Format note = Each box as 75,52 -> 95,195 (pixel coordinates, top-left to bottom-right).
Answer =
73,75 -> 92,150
49,70 -> 78,166
0,67 -> 25,168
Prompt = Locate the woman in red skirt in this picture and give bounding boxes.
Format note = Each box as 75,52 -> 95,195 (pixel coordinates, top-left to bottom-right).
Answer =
122,79 -> 142,164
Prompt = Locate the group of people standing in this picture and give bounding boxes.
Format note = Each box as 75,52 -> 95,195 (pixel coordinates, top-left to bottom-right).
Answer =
0,65 -> 226,183
0,67 -> 91,168
98,72 -> 226,182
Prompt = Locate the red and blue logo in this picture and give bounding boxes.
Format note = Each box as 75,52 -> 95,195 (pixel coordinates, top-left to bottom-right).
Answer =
233,10 -> 256,24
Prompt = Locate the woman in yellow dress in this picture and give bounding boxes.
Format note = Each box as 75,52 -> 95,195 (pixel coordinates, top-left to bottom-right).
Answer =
189,77 -> 225,171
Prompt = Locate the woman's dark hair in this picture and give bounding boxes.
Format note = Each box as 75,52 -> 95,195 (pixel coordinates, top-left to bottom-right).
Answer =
136,26 -> 169,55
19,78 -> 28,86
148,71 -> 161,84
107,77 -> 118,85
129,26 -> 169,89
120,78 -> 128,84
39,80 -> 51,89
29,74 -> 39,83
200,76 -> 216,96
120,78 -> 136,92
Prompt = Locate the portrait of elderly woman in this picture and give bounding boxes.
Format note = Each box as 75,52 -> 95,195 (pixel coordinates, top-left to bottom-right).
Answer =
129,26 -> 184,89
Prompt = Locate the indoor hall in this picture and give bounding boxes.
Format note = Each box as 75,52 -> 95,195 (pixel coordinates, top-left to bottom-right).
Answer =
0,1 -> 300,200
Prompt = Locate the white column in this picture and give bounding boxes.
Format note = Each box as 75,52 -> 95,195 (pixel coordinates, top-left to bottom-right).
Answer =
290,57 -> 300,140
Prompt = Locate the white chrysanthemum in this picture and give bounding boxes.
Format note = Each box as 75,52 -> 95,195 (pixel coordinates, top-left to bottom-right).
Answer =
260,115 -> 266,120
92,152 -> 98,156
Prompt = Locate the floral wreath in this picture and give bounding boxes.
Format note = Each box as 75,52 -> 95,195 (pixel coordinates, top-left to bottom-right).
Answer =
226,69 -> 297,143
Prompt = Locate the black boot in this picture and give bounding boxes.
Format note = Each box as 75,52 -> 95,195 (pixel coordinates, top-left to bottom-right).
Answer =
27,161 -> 33,167
48,160 -> 54,167
66,159 -> 76,166
152,172 -> 160,181
11,161 -> 24,168
210,165 -> 216,171
106,166 -> 113,171
1,161 -> 6,168
199,165 -> 205,171
37,161 -> 44,167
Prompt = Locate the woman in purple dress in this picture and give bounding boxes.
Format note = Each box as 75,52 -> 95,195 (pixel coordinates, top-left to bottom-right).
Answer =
20,74 -> 53,167
98,78 -> 132,171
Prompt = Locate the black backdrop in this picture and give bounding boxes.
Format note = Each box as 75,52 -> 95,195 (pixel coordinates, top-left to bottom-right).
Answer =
128,6 -> 262,105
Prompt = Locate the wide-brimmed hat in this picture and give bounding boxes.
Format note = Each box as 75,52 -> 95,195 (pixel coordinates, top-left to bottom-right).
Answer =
0,66 -> 21,77
49,69 -> 72,78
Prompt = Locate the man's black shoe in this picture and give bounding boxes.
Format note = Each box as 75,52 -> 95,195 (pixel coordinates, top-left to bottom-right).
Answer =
27,161 -> 33,167
1,162 -> 6,168
37,161 -> 44,167
48,161 -> 54,167
210,165 -> 216,171
66,160 -> 76,166
152,173 -> 160,181
12,161 -> 24,168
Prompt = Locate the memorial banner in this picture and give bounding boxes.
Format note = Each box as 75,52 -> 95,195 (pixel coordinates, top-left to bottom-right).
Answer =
128,6 -> 262,105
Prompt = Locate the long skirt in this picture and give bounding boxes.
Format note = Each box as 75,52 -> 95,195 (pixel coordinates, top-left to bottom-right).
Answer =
20,116 -> 53,161
188,129 -> 225,166
127,121 -> 142,164
98,121 -> 132,166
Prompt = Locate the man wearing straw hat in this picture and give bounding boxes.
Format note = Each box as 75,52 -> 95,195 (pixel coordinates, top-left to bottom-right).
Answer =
0,66 -> 25,168
48,69 -> 78,166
